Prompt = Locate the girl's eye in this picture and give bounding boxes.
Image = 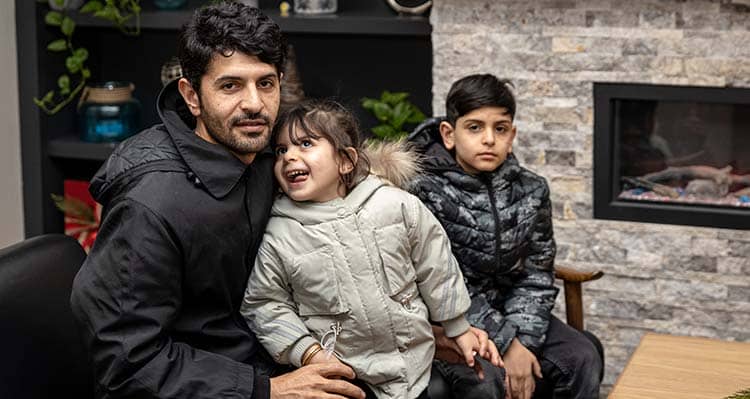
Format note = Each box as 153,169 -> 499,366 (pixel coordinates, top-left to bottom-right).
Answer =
300,140 -> 313,148
275,147 -> 287,156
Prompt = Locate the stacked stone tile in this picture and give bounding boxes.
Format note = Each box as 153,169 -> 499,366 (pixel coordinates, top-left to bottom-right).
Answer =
431,0 -> 750,395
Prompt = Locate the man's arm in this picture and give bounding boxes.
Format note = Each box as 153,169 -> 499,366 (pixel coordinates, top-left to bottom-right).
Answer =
70,199 -> 267,398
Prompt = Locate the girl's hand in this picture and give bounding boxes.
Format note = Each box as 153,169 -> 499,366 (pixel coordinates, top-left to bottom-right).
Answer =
308,349 -> 347,368
453,330 -> 480,368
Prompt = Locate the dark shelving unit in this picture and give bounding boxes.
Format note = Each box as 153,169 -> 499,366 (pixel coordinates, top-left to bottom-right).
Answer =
17,0 -> 433,236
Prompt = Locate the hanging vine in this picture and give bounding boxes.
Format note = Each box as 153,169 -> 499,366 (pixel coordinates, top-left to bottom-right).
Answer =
33,0 -> 141,115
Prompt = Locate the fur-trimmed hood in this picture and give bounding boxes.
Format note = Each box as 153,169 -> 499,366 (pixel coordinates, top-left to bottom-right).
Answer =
364,138 -> 422,190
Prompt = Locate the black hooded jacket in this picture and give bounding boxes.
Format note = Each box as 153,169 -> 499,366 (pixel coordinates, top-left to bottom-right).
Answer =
408,118 -> 558,354
70,80 -> 277,399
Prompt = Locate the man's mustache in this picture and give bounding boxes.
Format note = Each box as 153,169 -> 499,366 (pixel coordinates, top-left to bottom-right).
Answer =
231,113 -> 271,126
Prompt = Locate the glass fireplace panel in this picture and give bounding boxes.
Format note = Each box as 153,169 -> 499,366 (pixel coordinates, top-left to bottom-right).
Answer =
617,99 -> 750,209
593,82 -> 750,230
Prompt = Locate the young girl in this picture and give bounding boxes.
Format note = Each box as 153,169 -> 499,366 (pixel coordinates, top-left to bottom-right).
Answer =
240,99 -> 493,399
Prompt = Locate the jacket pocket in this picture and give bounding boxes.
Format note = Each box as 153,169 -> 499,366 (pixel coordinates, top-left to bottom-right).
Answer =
289,247 -> 349,317
373,223 -> 417,297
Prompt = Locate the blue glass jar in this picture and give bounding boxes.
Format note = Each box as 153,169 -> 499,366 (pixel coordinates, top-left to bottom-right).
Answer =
153,0 -> 187,10
78,82 -> 141,143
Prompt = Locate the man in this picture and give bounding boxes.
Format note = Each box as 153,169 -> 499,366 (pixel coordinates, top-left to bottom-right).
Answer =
70,3 -> 365,398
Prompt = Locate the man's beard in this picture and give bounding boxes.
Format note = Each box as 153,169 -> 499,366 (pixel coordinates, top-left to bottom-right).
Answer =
200,106 -> 272,155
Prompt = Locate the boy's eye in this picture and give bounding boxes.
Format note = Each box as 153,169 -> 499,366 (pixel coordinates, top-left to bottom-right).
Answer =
468,124 -> 481,132
221,82 -> 237,90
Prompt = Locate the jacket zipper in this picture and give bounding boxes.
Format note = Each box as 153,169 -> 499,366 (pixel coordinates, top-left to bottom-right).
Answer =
482,176 -> 503,270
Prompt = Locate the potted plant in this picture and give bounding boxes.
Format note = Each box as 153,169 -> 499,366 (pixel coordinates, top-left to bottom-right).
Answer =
34,0 -> 142,115
361,90 -> 426,140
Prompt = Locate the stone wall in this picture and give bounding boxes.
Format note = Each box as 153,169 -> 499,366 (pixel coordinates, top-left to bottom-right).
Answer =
430,0 -> 750,393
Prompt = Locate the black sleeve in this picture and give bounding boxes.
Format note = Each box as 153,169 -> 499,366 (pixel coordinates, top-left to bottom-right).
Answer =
70,199 -> 269,399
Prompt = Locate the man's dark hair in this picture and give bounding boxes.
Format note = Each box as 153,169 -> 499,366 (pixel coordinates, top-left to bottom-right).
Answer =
445,74 -> 516,125
177,2 -> 286,93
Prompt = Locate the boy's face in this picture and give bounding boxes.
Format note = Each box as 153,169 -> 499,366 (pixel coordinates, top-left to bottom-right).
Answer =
440,106 -> 516,175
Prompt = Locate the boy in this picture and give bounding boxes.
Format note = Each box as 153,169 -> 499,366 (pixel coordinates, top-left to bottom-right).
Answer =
408,74 -> 602,399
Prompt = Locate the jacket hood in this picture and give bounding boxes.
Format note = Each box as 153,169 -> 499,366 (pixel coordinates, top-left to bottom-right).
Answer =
90,80 -> 258,205
407,117 -> 462,173
272,175 -> 387,225
365,138 -> 422,190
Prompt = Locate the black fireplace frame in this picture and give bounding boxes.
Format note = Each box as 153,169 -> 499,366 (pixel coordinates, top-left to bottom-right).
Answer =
593,82 -> 750,230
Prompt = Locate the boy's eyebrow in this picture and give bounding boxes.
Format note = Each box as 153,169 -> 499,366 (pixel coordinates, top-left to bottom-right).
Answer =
461,118 -> 512,124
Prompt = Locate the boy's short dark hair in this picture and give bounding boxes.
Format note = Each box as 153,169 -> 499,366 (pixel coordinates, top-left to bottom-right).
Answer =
177,2 -> 286,93
445,74 -> 516,125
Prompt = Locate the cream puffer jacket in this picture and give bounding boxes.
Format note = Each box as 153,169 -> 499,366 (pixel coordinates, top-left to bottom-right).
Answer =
241,162 -> 471,399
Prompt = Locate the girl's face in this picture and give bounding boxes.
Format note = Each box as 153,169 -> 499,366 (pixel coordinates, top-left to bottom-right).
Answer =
273,126 -> 354,203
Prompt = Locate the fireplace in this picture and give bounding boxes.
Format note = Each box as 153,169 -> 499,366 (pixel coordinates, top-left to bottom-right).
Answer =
593,82 -> 750,230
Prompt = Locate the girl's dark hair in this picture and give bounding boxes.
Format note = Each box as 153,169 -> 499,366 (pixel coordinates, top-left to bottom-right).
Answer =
272,99 -> 371,191
177,2 -> 287,93
445,74 -> 516,125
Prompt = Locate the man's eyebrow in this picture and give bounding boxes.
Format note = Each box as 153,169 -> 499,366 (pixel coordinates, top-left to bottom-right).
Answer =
213,75 -> 242,84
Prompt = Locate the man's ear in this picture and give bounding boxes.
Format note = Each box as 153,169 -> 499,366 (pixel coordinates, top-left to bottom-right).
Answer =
177,78 -> 201,117
339,147 -> 358,174
439,121 -> 456,151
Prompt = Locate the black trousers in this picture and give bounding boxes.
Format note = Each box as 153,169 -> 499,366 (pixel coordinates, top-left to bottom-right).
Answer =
433,316 -> 602,399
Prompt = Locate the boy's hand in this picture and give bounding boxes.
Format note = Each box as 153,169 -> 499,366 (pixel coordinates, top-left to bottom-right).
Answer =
504,338 -> 542,399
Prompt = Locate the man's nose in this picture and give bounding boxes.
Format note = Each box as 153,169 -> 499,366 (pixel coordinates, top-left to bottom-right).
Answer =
240,86 -> 263,114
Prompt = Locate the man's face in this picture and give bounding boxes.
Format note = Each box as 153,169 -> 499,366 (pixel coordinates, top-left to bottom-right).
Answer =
440,106 -> 516,175
181,52 -> 281,164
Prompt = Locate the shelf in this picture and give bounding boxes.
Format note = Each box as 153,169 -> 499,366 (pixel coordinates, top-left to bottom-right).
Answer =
73,8 -> 431,36
48,137 -> 118,161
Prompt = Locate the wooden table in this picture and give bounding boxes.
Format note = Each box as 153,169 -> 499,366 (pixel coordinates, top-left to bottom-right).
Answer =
609,333 -> 750,399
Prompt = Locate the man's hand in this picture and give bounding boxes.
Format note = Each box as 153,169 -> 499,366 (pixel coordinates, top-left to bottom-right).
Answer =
504,338 -> 542,399
269,363 -> 365,399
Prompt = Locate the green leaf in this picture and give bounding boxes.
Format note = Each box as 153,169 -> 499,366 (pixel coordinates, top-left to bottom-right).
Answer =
80,0 -> 104,13
371,124 -> 397,139
391,102 -> 411,130
81,68 -> 91,78
52,0 -> 65,7
58,74 -> 70,90
51,194 -> 96,222
406,105 -> 426,124
46,39 -> 68,52
383,91 -> 409,106
61,17 -> 75,36
65,56 -> 81,73
43,90 -> 55,102
372,102 -> 392,122
74,48 -> 89,62
361,98 -> 378,111
45,11 -> 64,26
